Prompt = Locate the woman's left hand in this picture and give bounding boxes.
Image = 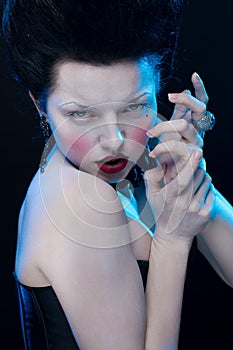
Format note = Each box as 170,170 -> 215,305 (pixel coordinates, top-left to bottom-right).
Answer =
168,72 -> 209,137
146,72 -> 211,183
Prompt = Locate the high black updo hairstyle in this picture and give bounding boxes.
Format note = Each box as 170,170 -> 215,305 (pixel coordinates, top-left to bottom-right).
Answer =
1,0 -> 185,105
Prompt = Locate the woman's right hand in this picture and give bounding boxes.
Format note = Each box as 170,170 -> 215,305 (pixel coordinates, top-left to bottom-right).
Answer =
144,144 -> 215,248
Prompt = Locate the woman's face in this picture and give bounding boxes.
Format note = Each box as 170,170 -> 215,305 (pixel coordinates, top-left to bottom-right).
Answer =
46,59 -> 159,182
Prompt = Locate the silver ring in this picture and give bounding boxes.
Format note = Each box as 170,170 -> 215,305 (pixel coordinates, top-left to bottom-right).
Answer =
193,111 -> 216,131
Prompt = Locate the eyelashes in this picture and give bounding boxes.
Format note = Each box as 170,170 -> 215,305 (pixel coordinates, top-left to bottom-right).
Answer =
124,102 -> 149,112
66,110 -> 91,119
66,103 -> 151,120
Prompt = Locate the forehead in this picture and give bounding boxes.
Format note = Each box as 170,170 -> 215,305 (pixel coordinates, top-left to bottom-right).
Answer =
51,59 -> 156,105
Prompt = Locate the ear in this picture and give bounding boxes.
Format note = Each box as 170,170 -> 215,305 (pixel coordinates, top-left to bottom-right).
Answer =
29,90 -> 43,115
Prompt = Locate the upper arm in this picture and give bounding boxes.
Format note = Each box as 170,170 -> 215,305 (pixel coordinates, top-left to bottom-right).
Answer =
39,171 -> 146,349
196,234 -> 232,287
196,189 -> 233,287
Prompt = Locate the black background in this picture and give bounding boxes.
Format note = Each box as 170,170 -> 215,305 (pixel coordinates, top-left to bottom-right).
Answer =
1,0 -> 233,349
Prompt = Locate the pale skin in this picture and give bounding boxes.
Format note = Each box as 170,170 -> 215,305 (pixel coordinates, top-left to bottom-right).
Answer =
15,60 -> 233,350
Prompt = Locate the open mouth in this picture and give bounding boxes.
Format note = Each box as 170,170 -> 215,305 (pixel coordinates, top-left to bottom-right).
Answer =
99,158 -> 128,174
105,159 -> 122,165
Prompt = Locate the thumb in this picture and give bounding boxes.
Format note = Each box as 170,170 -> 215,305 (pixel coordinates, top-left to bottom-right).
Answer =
144,162 -> 165,195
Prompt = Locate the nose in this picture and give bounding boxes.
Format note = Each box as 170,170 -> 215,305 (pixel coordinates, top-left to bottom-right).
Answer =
99,122 -> 125,153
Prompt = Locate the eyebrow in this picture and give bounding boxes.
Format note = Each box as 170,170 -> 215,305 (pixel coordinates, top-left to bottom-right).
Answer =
128,92 -> 151,103
58,91 -> 152,109
58,102 -> 89,109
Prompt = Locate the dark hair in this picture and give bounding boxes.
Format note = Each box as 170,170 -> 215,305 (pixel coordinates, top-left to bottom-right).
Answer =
1,0 -> 185,103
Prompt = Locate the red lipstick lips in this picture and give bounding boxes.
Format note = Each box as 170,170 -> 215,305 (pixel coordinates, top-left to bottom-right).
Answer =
98,156 -> 128,174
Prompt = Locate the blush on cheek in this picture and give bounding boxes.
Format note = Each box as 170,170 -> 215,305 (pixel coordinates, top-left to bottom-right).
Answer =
66,135 -> 93,164
131,127 -> 148,145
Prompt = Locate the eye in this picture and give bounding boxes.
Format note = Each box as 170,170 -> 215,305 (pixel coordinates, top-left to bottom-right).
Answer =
127,103 -> 148,112
67,110 -> 90,119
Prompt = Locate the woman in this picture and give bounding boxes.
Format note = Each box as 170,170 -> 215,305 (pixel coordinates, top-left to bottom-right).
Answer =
1,1 -> 233,349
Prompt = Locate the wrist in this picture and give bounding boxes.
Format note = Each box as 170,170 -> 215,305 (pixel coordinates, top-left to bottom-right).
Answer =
151,231 -> 193,256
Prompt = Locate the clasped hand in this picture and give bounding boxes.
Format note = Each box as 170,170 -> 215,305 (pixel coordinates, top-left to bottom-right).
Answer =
144,73 -> 215,246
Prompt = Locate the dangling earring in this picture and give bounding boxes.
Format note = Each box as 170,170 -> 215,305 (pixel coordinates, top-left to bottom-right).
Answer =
39,114 -> 52,173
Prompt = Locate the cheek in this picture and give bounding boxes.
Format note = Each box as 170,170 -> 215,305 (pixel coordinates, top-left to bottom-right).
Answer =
66,134 -> 94,162
128,117 -> 154,145
130,127 -> 148,145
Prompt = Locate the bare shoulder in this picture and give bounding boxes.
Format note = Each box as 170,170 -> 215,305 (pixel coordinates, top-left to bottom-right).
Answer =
37,162 -> 125,230
15,163 -> 128,286
24,160 -> 121,225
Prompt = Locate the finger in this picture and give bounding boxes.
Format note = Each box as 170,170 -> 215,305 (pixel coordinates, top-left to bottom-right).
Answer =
149,139 -> 193,160
147,120 -> 182,145
147,120 -> 187,144
195,157 -> 206,172
168,92 -> 206,122
147,119 -> 188,138
181,108 -> 192,123
144,162 -> 165,194
192,173 -> 212,208
166,149 -> 203,197
199,184 -> 215,219
170,89 -> 191,121
192,167 -> 206,193
147,119 -> 203,148
169,95 -> 205,138
191,72 -> 209,105
149,139 -> 195,175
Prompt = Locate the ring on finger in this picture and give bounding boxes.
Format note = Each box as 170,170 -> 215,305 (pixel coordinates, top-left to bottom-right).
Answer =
193,111 -> 216,131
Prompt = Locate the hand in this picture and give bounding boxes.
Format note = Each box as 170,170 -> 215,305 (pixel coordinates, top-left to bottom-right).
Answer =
144,148 -> 215,247
146,72 -> 210,183
168,72 -> 209,138
143,72 -> 215,246
147,119 -> 204,184
147,72 -> 209,150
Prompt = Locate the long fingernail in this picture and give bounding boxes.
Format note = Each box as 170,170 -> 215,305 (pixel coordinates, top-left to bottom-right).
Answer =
195,72 -> 201,81
193,149 -> 203,160
168,93 -> 178,101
